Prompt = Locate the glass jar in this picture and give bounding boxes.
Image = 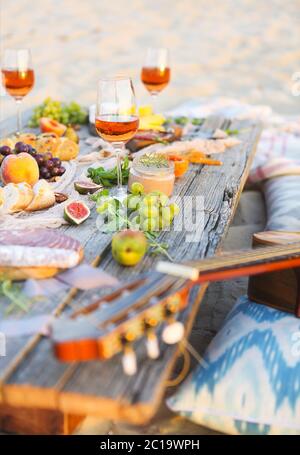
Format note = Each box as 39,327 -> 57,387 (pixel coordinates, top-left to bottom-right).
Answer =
128,154 -> 175,196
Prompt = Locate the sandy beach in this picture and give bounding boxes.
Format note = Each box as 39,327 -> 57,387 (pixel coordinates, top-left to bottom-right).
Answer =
1,0 -> 300,123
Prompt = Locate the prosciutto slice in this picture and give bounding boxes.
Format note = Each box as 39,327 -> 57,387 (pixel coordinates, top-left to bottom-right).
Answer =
0,229 -> 83,271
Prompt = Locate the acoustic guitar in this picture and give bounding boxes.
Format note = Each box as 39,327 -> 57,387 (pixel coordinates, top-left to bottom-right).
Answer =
51,241 -> 300,375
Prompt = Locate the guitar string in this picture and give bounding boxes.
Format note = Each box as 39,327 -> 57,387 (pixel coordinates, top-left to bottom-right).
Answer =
165,339 -> 209,388
165,344 -> 191,388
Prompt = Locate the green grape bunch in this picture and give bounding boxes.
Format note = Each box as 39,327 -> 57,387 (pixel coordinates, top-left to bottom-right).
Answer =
28,97 -> 88,127
92,183 -> 180,260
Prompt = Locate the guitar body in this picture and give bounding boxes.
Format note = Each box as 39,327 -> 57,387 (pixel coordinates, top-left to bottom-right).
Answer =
248,231 -> 300,316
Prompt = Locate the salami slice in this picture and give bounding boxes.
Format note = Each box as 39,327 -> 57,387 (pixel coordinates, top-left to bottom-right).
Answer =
0,229 -> 84,280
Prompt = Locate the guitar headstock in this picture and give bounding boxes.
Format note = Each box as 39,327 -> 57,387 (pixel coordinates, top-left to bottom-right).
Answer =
51,274 -> 190,375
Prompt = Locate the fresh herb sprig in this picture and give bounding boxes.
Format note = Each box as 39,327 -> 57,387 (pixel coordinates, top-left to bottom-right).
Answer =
88,157 -> 130,187
164,117 -> 204,127
224,128 -> 239,136
0,280 -> 32,314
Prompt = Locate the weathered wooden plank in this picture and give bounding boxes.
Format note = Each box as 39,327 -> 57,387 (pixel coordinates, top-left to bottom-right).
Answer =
1,116 -> 262,424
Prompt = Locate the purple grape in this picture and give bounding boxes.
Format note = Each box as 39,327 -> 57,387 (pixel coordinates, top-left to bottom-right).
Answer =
51,166 -> 61,176
15,142 -> 28,153
57,166 -> 66,176
51,157 -> 61,167
46,159 -> 54,171
0,145 -> 12,156
39,166 -> 51,179
29,148 -> 37,157
35,154 -> 45,166
44,171 -> 52,180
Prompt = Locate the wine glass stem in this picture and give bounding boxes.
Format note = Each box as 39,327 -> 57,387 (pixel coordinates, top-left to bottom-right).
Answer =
151,93 -> 158,113
16,99 -> 22,136
113,143 -> 124,189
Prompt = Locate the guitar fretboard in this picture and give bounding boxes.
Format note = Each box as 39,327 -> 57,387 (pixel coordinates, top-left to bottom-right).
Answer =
189,242 -> 300,276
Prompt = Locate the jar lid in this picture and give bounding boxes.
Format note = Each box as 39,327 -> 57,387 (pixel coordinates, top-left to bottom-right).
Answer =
133,153 -> 174,176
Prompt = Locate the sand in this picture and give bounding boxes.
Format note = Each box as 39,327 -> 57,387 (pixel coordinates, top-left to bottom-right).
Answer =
1,0 -> 300,125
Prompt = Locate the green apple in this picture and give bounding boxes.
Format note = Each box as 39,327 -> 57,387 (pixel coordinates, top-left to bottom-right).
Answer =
112,229 -> 147,266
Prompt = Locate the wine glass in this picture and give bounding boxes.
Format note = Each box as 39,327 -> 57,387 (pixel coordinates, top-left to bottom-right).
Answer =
141,48 -> 170,112
1,49 -> 35,135
95,76 -> 139,199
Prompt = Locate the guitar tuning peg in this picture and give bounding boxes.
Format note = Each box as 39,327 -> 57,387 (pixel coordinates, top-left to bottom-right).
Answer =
144,318 -> 160,359
146,331 -> 160,359
162,320 -> 185,345
162,302 -> 185,345
122,345 -> 137,376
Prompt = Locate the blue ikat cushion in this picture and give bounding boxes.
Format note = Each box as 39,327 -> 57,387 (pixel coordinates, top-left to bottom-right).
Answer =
167,296 -> 300,435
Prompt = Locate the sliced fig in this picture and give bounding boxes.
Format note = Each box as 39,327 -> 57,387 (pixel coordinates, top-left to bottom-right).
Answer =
64,200 -> 90,225
74,181 -> 103,195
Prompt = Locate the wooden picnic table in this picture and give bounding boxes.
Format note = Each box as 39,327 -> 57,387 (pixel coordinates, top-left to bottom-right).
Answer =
0,111 -> 261,434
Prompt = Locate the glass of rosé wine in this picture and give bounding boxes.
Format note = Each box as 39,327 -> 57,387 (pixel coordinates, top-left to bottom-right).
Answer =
141,48 -> 170,111
95,76 -> 139,198
1,49 -> 35,135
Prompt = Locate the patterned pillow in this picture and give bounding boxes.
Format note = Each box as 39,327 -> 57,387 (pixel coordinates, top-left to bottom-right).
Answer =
168,296 -> 300,435
264,175 -> 300,232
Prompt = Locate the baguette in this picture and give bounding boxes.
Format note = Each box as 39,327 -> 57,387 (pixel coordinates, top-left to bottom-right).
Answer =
1,183 -> 34,213
25,179 -> 55,212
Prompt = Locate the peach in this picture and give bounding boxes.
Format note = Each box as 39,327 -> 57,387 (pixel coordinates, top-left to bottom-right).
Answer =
39,117 -> 67,137
1,152 -> 40,186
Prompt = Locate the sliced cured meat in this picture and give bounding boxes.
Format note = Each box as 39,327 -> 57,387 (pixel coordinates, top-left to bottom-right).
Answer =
0,229 -> 84,280
0,229 -> 81,252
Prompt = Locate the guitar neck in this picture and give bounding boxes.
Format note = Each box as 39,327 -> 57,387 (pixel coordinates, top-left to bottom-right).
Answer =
70,243 -> 300,330
189,242 -> 300,283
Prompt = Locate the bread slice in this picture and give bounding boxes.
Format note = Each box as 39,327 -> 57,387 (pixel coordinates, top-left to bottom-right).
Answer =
25,179 -> 56,212
18,183 -> 35,208
1,183 -> 34,213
